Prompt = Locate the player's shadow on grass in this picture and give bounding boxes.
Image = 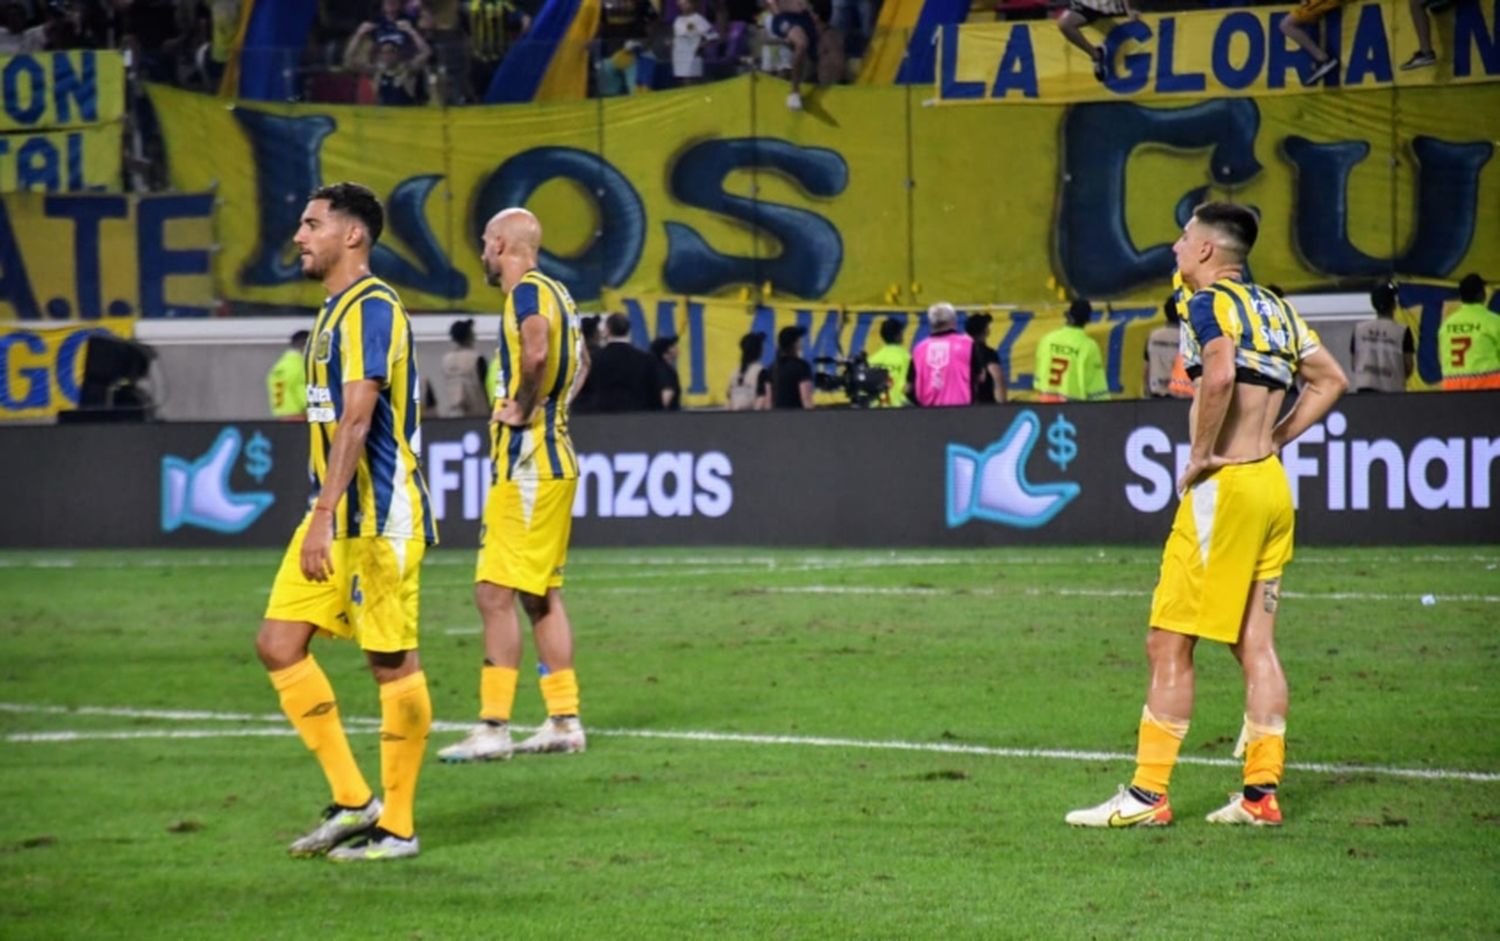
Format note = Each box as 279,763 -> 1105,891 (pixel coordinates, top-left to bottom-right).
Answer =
421,796 -> 550,848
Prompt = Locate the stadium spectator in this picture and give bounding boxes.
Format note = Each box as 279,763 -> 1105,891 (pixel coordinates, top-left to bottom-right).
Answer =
597,38 -> 643,95
910,302 -> 973,407
965,312 -> 1007,404
768,0 -> 819,109
726,331 -> 770,410
466,0 -> 508,94
580,313 -> 603,356
1067,201 -> 1348,831
122,0 -> 184,82
359,0 -> 422,52
1056,0 -> 1138,84
420,0 -> 467,102
346,17 -> 432,105
671,0 -> 717,84
1144,292 -> 1192,399
1400,0 -> 1449,70
439,207 -> 590,763
651,334 -> 683,409
771,324 -> 815,409
267,329 -> 309,420
576,312 -> 663,412
198,0 -> 241,92
1033,299 -> 1109,402
756,0 -> 793,76
1438,273 -> 1500,391
1278,0 -> 1345,86
0,3 -> 43,53
867,316 -> 911,408
432,318 -> 491,417
1349,283 -> 1413,393
256,181 -> 435,863
829,0 -> 870,58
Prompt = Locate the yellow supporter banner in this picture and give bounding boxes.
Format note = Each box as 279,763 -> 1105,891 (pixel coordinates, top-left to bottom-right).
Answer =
0,192 -> 216,321
602,291 -> 1162,407
939,0 -> 1500,104
148,74 -> 1499,315
0,51 -> 126,131
0,123 -> 120,192
0,319 -> 134,420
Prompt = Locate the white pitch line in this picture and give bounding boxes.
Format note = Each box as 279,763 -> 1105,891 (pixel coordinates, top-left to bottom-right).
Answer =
3,702 -> 1496,783
3,553 -> 1496,572
749,585 -> 1500,603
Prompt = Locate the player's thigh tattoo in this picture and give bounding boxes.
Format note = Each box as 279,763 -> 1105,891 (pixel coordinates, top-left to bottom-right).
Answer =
1263,579 -> 1280,614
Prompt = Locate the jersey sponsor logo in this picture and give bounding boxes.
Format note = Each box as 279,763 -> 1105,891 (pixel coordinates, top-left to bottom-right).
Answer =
160,426 -> 276,534
946,409 -> 1081,528
306,385 -> 335,423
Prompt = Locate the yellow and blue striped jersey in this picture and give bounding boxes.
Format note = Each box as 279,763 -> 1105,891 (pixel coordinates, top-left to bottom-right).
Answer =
305,275 -> 436,545
1182,277 -> 1321,390
493,269 -> 584,482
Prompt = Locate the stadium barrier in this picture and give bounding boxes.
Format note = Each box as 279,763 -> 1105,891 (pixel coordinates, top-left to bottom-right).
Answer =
3,391 -> 1494,548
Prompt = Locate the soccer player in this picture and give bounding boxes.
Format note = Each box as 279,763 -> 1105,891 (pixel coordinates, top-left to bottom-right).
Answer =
1032,299 -> 1109,402
1438,273 -> 1500,391
438,208 -> 592,763
1066,202 -> 1347,829
255,182 -> 437,861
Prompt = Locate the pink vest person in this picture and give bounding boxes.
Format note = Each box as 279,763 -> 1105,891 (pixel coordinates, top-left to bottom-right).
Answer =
912,303 -> 974,406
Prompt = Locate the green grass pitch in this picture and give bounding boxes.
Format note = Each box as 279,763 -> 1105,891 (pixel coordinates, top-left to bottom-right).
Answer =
2,546 -> 1497,939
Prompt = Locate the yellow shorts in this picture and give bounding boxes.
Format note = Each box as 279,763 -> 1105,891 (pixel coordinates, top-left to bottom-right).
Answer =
1290,0 -> 1348,24
1149,456 -> 1294,644
264,514 -> 425,653
476,476 -> 577,596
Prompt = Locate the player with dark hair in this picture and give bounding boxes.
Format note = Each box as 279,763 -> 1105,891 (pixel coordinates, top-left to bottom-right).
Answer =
1067,202 -> 1347,829
256,181 -> 437,861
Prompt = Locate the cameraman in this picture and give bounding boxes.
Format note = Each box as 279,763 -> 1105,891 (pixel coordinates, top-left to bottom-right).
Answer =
910,302 -> 973,407
771,325 -> 815,409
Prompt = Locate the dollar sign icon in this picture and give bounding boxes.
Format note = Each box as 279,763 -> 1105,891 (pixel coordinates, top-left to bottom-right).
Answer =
243,431 -> 274,483
1046,414 -> 1078,472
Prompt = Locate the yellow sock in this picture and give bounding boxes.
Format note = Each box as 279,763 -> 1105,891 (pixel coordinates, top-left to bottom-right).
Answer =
268,656 -> 371,809
480,665 -> 519,723
1239,714 -> 1287,788
1130,705 -> 1189,795
375,671 -> 430,840
539,668 -> 580,717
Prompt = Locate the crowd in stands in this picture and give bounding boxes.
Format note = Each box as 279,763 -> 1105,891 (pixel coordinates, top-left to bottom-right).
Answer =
0,0 -> 1345,112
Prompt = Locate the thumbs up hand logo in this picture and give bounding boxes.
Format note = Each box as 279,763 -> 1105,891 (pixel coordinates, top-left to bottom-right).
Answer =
946,410 -> 1080,529
161,427 -> 276,534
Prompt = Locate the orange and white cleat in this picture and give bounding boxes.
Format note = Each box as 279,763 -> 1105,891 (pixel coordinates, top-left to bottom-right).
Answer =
1205,791 -> 1283,826
1065,786 -> 1173,828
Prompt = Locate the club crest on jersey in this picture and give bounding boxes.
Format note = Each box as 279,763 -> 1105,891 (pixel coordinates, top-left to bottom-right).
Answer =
315,330 -> 333,363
